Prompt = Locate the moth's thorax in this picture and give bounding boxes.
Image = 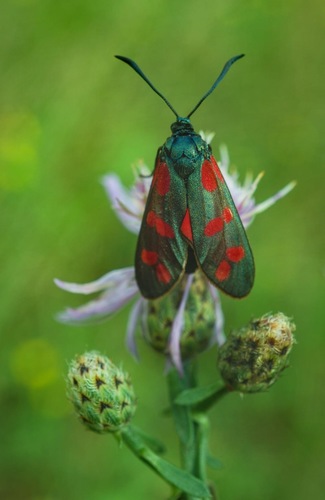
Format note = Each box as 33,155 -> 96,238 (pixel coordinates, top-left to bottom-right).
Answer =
161,117 -> 211,179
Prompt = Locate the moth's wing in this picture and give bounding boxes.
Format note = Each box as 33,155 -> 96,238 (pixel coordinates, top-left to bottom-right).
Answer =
187,155 -> 254,297
135,153 -> 188,299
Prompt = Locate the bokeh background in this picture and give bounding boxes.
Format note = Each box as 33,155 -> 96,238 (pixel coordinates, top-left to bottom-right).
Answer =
1,1 -> 324,499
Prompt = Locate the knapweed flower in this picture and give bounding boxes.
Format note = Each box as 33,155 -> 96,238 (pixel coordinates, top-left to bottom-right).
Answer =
55,133 -> 295,372
218,312 -> 296,392
144,271 -> 217,360
67,351 -> 136,433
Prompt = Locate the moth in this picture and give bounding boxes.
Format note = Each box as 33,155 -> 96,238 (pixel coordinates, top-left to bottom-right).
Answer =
116,55 -> 254,299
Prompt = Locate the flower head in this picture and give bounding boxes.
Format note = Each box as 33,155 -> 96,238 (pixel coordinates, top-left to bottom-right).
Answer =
144,271 -> 219,370
67,351 -> 136,433
55,135 -> 295,373
218,312 -> 296,392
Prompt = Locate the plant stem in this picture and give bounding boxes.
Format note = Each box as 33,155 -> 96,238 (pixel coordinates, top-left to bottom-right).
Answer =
193,414 -> 209,485
167,362 -> 211,499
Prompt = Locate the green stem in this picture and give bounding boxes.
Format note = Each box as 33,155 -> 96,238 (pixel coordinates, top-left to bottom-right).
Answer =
167,362 -> 213,499
167,362 -> 197,474
193,414 -> 209,485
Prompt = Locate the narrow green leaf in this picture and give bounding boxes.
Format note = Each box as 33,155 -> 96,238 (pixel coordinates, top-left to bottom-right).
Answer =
120,426 -> 210,498
143,448 -> 211,498
130,425 -> 166,454
175,382 -> 224,406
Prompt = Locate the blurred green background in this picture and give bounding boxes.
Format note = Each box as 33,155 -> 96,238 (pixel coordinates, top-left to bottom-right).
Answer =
1,0 -> 324,498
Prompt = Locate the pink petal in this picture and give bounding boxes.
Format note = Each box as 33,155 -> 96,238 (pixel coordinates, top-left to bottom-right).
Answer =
241,181 -> 296,225
169,274 -> 194,374
101,174 -> 142,234
54,267 -> 135,295
208,285 -> 226,346
56,283 -> 138,324
126,298 -> 144,360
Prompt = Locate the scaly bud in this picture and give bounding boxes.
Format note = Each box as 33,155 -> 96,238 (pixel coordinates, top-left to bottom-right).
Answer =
144,271 -> 216,359
218,313 -> 295,393
67,351 -> 136,433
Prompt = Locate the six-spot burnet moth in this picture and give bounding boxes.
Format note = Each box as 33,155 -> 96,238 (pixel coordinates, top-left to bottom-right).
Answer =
115,54 -> 254,300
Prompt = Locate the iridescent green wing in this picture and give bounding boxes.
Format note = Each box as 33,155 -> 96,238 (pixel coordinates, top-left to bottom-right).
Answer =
187,155 -> 254,297
135,152 -> 188,299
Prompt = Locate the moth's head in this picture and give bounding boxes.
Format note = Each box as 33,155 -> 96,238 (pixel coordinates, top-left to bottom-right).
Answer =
170,117 -> 194,135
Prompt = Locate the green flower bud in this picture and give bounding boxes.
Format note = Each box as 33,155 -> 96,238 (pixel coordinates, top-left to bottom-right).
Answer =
144,271 -> 215,359
67,351 -> 136,433
218,313 -> 295,393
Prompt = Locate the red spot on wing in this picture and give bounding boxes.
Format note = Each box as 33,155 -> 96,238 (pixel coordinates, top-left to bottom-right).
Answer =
153,162 -> 170,196
201,160 -> 218,192
141,249 -> 172,284
226,246 -> 245,262
146,211 -> 175,238
215,260 -> 231,281
146,211 -> 156,227
211,156 -> 224,182
180,209 -> 193,242
223,207 -> 233,223
156,263 -> 172,284
141,249 -> 158,266
155,218 -> 175,238
204,217 -> 224,236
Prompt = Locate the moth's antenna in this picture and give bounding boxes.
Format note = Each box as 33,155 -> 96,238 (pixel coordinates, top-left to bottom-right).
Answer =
187,54 -> 245,118
115,55 -> 179,119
